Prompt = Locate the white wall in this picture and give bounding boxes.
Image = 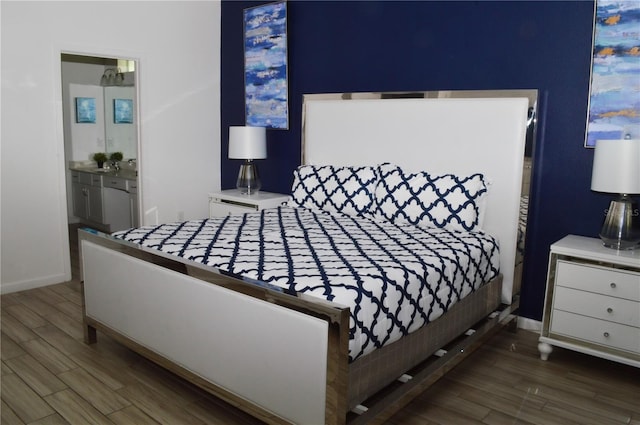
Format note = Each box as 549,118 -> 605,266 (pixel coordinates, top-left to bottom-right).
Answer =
68,84 -> 106,161
1,1 -> 222,293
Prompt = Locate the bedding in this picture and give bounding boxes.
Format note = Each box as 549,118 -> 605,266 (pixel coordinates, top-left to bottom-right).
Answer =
113,205 -> 499,361
373,163 -> 488,232
288,164 -> 378,218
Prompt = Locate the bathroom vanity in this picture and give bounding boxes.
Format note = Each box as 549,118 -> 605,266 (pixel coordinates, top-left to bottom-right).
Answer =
71,168 -> 138,232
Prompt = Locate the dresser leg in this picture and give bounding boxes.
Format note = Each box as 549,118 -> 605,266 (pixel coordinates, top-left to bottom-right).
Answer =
538,341 -> 553,361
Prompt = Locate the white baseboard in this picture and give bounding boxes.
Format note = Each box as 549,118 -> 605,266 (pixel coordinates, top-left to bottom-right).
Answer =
517,316 -> 542,332
0,272 -> 70,295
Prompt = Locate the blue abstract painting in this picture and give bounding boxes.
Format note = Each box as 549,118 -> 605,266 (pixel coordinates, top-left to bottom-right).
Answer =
75,97 -> 96,123
114,99 -> 133,124
244,1 -> 288,129
585,0 -> 640,147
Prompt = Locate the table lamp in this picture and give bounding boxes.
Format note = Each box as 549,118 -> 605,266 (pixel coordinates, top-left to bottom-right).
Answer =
590,138 -> 640,250
228,126 -> 267,195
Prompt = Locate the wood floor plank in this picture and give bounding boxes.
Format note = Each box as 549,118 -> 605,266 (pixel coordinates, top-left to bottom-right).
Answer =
542,401 -> 629,425
52,300 -> 83,321
1,398 -> 25,425
4,303 -> 48,329
57,367 -> 131,415
13,292 -> 61,317
403,402 -> 485,424
5,354 -> 68,397
116,382 -> 208,425
456,383 -> 580,425
482,409 -> 537,425
68,348 -> 129,391
128,357 -> 210,405
1,373 -> 55,423
1,332 -> 26,360
41,310 -> 84,340
107,405 -> 161,425
0,313 -> 38,343
32,324 -> 88,356
28,413 -> 72,425
44,389 -> 114,425
30,287 -> 69,306
185,397 -> 266,425
19,338 -> 78,375
414,387 -> 491,421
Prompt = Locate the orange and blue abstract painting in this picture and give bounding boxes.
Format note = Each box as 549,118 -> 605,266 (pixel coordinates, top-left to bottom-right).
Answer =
244,1 -> 288,129
586,0 -> 640,147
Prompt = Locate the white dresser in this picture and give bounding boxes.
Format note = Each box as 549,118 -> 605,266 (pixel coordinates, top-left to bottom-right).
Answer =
209,189 -> 290,218
538,235 -> 640,367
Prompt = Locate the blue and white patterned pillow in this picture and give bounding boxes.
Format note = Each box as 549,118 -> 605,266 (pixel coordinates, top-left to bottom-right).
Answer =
373,164 -> 488,232
288,165 -> 378,217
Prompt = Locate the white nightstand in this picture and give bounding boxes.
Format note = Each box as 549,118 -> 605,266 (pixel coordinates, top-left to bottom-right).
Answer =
538,235 -> 640,368
209,189 -> 290,218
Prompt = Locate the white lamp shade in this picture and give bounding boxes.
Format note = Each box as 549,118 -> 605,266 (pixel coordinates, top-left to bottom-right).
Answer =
591,139 -> 640,194
228,126 -> 267,160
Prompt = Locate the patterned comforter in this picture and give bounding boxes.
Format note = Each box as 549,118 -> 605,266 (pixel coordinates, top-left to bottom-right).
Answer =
113,206 -> 500,361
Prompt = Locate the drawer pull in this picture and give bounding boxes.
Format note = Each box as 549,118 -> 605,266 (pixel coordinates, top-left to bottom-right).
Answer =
610,282 -> 617,289
603,332 -> 610,338
606,307 -> 613,314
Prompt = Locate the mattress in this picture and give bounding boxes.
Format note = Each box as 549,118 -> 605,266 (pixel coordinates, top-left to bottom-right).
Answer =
113,206 -> 500,361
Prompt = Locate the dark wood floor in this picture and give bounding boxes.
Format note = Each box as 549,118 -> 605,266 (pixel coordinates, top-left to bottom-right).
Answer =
1,225 -> 639,424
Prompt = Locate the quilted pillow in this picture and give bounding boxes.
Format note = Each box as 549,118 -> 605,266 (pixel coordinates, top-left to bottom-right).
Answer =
373,164 -> 488,232
288,165 -> 378,217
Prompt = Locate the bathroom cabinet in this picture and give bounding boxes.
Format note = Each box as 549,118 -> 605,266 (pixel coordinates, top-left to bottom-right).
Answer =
71,169 -> 137,231
72,171 -> 104,224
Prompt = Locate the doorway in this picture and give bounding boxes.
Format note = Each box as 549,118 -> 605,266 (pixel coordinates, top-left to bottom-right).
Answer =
60,53 -> 140,274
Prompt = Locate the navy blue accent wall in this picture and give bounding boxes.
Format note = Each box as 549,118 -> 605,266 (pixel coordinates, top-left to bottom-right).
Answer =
221,1 -> 609,321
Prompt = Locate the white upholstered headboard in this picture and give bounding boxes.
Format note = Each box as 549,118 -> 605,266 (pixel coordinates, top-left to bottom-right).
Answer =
302,95 -> 529,304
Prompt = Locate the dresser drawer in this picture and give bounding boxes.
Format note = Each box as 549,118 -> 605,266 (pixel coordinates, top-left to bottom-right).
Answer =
550,310 -> 640,354
556,260 -> 640,301
553,286 -> 640,327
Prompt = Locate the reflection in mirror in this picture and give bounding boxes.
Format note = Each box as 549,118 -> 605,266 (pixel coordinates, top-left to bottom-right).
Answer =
104,86 -> 137,159
61,54 -> 137,163
303,89 -> 537,297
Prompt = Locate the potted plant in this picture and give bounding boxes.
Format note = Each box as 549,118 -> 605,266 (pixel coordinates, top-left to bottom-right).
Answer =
93,152 -> 108,168
109,152 -> 124,162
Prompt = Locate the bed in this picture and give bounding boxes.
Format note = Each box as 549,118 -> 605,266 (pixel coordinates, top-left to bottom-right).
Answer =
79,91 -> 535,424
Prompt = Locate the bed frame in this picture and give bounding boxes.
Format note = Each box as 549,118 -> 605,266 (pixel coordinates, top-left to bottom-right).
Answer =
80,92 -> 532,424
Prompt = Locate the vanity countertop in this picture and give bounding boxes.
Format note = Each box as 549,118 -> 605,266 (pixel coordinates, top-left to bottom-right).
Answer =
70,167 -> 137,181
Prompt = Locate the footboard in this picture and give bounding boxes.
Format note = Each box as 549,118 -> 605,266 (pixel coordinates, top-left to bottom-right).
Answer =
79,229 -> 350,425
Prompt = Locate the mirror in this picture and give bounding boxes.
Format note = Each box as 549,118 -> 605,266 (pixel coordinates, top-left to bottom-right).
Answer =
104,86 -> 137,159
61,54 -> 137,163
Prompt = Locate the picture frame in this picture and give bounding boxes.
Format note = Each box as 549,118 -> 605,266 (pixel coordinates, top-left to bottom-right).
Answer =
75,97 -> 96,124
585,0 -> 640,147
114,98 -> 133,124
244,1 -> 288,129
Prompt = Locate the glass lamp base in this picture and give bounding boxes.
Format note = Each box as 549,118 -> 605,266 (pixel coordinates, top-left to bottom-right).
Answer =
236,161 -> 261,195
599,195 -> 640,250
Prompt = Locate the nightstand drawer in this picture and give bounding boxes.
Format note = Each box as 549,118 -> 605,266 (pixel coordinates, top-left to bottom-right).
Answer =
550,310 -> 640,354
556,261 -> 640,301
553,286 -> 640,327
208,190 -> 290,218
210,201 -> 257,217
